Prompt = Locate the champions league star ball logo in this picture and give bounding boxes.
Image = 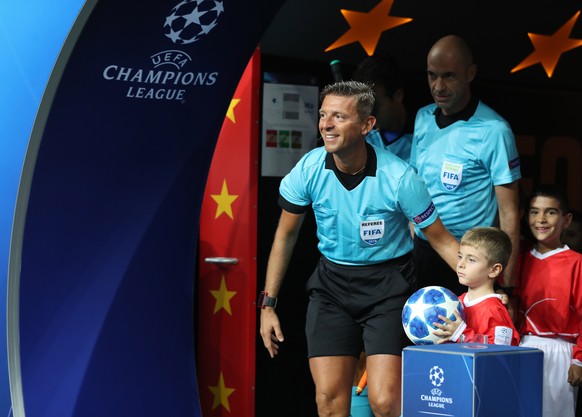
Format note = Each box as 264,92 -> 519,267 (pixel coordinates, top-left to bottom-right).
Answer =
164,0 -> 224,45
429,366 -> 445,387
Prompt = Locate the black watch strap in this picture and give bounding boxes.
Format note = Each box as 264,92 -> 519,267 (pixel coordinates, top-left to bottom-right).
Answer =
258,291 -> 278,309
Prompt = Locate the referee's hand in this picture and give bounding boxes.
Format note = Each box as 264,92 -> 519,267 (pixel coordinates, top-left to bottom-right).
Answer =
260,308 -> 284,358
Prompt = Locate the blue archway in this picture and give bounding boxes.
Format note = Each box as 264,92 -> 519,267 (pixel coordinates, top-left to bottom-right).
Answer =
0,1 -> 283,415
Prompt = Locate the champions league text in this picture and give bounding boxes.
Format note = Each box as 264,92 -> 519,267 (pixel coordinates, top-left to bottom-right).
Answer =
420,394 -> 453,409
103,65 -> 218,101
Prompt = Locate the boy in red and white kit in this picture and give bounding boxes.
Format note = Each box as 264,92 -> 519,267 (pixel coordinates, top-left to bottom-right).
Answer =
434,226 -> 520,346
517,184 -> 582,417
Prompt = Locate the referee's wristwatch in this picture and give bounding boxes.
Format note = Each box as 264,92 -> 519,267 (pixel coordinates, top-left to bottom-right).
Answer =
257,291 -> 278,309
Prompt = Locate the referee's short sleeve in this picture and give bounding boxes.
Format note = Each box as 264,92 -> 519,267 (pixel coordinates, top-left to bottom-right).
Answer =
278,193 -> 308,214
398,167 -> 439,229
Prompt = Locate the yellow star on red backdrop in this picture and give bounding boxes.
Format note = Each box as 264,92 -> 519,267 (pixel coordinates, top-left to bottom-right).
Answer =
511,10 -> 582,77
210,180 -> 238,219
226,98 -> 240,123
210,275 -> 237,315
208,372 -> 235,411
325,0 -> 412,55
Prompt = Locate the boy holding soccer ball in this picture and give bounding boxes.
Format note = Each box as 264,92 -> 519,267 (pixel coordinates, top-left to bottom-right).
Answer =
515,184 -> 582,417
433,226 -> 520,346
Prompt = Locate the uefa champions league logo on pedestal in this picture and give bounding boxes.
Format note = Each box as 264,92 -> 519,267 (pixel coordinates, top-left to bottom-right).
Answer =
164,0 -> 224,44
429,366 -> 445,387
418,364 -> 454,409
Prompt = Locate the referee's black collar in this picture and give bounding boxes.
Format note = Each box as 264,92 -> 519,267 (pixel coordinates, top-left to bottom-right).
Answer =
433,95 -> 479,129
325,142 -> 377,177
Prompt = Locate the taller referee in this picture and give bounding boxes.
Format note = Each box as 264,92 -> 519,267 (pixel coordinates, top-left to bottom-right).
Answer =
259,81 -> 459,417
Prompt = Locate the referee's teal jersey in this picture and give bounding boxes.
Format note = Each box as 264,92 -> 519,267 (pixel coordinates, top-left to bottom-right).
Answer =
366,129 -> 412,163
410,101 -> 521,241
279,143 -> 438,266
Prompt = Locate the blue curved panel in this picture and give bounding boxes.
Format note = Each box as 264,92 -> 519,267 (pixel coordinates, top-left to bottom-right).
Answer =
0,1 -> 85,415
5,0 -> 284,416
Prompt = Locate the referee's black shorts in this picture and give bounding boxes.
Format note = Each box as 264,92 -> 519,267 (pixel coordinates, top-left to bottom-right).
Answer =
305,254 -> 416,358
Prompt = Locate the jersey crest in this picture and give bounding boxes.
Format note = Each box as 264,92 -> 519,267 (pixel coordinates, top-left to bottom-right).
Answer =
494,326 -> 513,345
441,161 -> 463,191
360,219 -> 384,245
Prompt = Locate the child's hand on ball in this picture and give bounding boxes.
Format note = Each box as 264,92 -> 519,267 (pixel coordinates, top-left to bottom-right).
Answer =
433,311 -> 463,343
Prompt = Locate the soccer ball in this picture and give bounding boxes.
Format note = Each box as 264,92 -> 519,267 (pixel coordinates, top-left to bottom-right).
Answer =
402,286 -> 465,345
164,0 -> 224,45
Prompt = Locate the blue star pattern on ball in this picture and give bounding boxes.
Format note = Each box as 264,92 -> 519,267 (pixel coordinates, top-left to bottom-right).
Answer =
164,0 -> 224,45
402,286 -> 465,345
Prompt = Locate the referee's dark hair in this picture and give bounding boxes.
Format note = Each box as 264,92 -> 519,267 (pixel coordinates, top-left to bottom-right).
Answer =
352,54 -> 403,98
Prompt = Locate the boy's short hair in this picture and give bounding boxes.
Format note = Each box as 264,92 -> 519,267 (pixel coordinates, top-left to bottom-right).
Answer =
460,227 -> 512,269
528,184 -> 571,215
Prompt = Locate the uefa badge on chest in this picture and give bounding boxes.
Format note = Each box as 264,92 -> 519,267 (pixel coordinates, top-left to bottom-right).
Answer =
441,161 -> 463,191
360,220 -> 384,245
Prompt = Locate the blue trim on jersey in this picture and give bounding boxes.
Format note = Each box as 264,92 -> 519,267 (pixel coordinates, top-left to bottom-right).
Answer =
509,157 -> 520,169
279,144 -> 438,265
412,202 -> 436,225
410,100 -> 521,240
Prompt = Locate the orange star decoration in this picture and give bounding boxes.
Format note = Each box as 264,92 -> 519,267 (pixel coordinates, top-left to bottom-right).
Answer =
210,180 -> 238,219
208,372 -> 235,411
325,0 -> 412,56
511,10 -> 582,77
226,98 -> 240,123
210,275 -> 237,315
